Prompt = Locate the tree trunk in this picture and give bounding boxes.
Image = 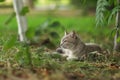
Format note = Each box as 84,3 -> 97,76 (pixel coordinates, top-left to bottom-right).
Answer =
13,0 -> 28,42
114,0 -> 120,52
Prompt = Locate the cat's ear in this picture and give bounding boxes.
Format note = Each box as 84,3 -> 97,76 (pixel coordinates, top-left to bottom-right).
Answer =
65,31 -> 68,35
71,30 -> 76,36
72,30 -> 76,34
71,31 -> 77,39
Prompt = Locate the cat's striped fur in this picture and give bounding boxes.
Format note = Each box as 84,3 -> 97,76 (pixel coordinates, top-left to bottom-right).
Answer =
56,31 -> 102,60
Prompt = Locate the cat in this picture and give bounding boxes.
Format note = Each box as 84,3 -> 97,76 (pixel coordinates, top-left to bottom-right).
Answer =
56,31 -> 102,60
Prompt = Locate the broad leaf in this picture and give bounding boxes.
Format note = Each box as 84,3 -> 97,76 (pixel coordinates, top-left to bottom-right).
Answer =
49,21 -> 61,27
3,35 -> 17,50
20,6 -> 29,16
26,28 -> 35,40
49,32 -> 59,38
117,37 -> 120,42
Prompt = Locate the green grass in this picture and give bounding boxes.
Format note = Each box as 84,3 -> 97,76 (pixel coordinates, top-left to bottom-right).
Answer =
0,14 -> 119,80
0,13 -> 114,55
0,14 -> 112,43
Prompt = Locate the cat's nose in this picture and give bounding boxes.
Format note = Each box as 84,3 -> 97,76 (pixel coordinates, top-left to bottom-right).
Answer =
56,48 -> 64,54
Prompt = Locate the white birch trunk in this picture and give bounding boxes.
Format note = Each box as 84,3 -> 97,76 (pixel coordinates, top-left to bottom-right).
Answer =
13,0 -> 28,42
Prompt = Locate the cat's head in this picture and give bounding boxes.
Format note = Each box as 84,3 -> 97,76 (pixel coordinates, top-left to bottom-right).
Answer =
60,31 -> 80,50
56,31 -> 82,60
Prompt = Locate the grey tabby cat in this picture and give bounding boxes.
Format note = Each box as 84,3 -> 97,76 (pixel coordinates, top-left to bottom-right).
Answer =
56,31 -> 102,60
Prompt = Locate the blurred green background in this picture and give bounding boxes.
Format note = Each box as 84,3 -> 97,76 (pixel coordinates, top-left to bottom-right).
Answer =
0,0 -> 113,49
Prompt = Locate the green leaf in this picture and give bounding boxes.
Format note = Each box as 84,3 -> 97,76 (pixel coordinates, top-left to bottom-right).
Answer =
110,28 -> 116,37
24,45 -> 32,68
117,37 -> 120,42
96,0 -> 109,27
49,32 -> 59,38
0,0 -> 5,2
26,28 -> 35,40
108,5 -> 120,24
20,6 -> 29,16
3,35 -> 17,50
4,12 -> 16,25
49,21 -> 61,27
